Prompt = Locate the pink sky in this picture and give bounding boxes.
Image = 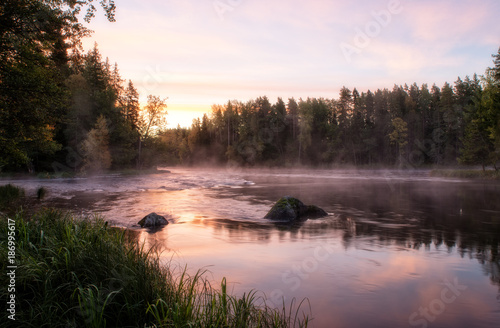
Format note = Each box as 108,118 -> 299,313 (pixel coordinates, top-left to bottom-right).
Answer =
82,0 -> 500,127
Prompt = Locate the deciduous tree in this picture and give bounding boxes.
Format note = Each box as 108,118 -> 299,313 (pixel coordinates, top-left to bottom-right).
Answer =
137,95 -> 168,168
81,115 -> 112,172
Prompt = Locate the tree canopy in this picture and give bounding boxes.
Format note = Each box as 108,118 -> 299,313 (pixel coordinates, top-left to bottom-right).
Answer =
0,0 -> 168,173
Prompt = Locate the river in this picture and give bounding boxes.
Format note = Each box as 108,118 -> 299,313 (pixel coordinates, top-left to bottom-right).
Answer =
3,168 -> 500,328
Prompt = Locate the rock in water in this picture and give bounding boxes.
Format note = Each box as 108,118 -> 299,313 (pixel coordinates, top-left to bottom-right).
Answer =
264,196 -> 328,222
304,205 -> 328,219
264,196 -> 304,221
138,212 -> 169,227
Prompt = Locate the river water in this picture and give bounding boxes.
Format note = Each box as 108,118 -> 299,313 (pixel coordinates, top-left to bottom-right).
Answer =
3,168 -> 500,327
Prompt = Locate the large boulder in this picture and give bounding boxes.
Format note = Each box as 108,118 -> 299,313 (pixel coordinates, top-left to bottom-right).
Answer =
264,196 -> 328,222
138,212 -> 169,227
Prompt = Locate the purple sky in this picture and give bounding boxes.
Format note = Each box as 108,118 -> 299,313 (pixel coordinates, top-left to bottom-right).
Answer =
82,0 -> 500,127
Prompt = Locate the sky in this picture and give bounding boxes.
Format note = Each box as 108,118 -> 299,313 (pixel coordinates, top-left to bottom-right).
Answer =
81,0 -> 500,128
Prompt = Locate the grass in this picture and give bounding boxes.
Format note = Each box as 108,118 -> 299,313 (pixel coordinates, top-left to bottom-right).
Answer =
0,196 -> 310,327
430,169 -> 500,180
0,184 -> 25,211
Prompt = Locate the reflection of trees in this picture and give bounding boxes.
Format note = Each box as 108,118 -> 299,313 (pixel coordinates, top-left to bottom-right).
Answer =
200,218 -> 274,242
217,177 -> 500,297
204,210 -> 500,299
478,251 -> 500,299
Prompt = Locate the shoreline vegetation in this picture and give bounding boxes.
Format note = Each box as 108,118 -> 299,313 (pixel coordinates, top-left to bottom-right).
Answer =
429,169 -> 500,180
0,185 -> 310,327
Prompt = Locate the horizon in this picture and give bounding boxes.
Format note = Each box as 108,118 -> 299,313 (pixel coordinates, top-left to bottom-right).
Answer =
82,0 -> 500,128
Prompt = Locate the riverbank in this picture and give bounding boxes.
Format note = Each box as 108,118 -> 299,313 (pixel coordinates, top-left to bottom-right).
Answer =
0,167 -> 172,180
0,185 -> 309,328
430,169 -> 500,180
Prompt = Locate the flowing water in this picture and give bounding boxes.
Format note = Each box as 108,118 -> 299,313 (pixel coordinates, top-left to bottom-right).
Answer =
3,168 -> 500,328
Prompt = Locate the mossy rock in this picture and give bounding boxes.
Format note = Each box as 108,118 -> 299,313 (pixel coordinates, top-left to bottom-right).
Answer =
264,196 -> 328,222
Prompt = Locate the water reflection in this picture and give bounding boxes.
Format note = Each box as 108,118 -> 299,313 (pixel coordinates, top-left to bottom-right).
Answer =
184,211 -> 500,300
3,169 -> 499,327
182,172 -> 500,327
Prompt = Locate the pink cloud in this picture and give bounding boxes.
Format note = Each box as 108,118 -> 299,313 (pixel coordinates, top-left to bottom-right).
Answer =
404,0 -> 498,45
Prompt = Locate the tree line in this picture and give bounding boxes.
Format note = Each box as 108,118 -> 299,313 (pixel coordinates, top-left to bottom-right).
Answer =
1,0 -> 499,173
1,0 -> 167,173
163,52 -> 500,169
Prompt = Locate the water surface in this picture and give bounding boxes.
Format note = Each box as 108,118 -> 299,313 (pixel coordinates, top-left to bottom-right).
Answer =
4,168 -> 500,327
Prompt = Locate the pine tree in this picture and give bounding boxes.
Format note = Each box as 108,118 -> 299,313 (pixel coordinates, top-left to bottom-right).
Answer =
121,80 -> 140,129
459,119 -> 492,171
487,47 -> 500,168
389,117 -> 408,166
439,82 -> 460,163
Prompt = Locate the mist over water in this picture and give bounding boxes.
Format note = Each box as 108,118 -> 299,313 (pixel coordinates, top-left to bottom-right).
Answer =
4,168 -> 500,327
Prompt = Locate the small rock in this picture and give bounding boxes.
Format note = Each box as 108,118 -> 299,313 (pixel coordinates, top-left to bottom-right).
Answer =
138,212 -> 169,227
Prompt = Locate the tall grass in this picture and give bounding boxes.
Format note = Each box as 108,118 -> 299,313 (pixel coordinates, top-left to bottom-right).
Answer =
0,209 -> 310,327
146,273 -> 310,328
0,184 -> 25,210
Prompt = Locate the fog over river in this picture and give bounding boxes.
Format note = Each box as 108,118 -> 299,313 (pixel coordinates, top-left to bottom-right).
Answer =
4,168 -> 500,328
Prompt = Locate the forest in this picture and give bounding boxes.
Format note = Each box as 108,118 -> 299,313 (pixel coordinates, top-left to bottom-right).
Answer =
1,0 -> 500,173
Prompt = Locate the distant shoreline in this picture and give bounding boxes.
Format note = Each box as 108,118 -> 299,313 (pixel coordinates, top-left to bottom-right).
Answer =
0,167 -> 171,180
2,166 -> 499,181
430,169 -> 500,180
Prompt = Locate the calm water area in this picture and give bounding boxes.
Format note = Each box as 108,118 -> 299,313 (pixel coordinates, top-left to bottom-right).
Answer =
4,168 -> 500,327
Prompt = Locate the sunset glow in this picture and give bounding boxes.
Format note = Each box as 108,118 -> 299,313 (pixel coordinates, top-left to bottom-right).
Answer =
81,0 -> 500,127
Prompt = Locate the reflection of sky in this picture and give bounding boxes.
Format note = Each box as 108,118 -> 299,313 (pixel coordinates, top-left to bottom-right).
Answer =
145,221 -> 499,328
80,0 -> 500,127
